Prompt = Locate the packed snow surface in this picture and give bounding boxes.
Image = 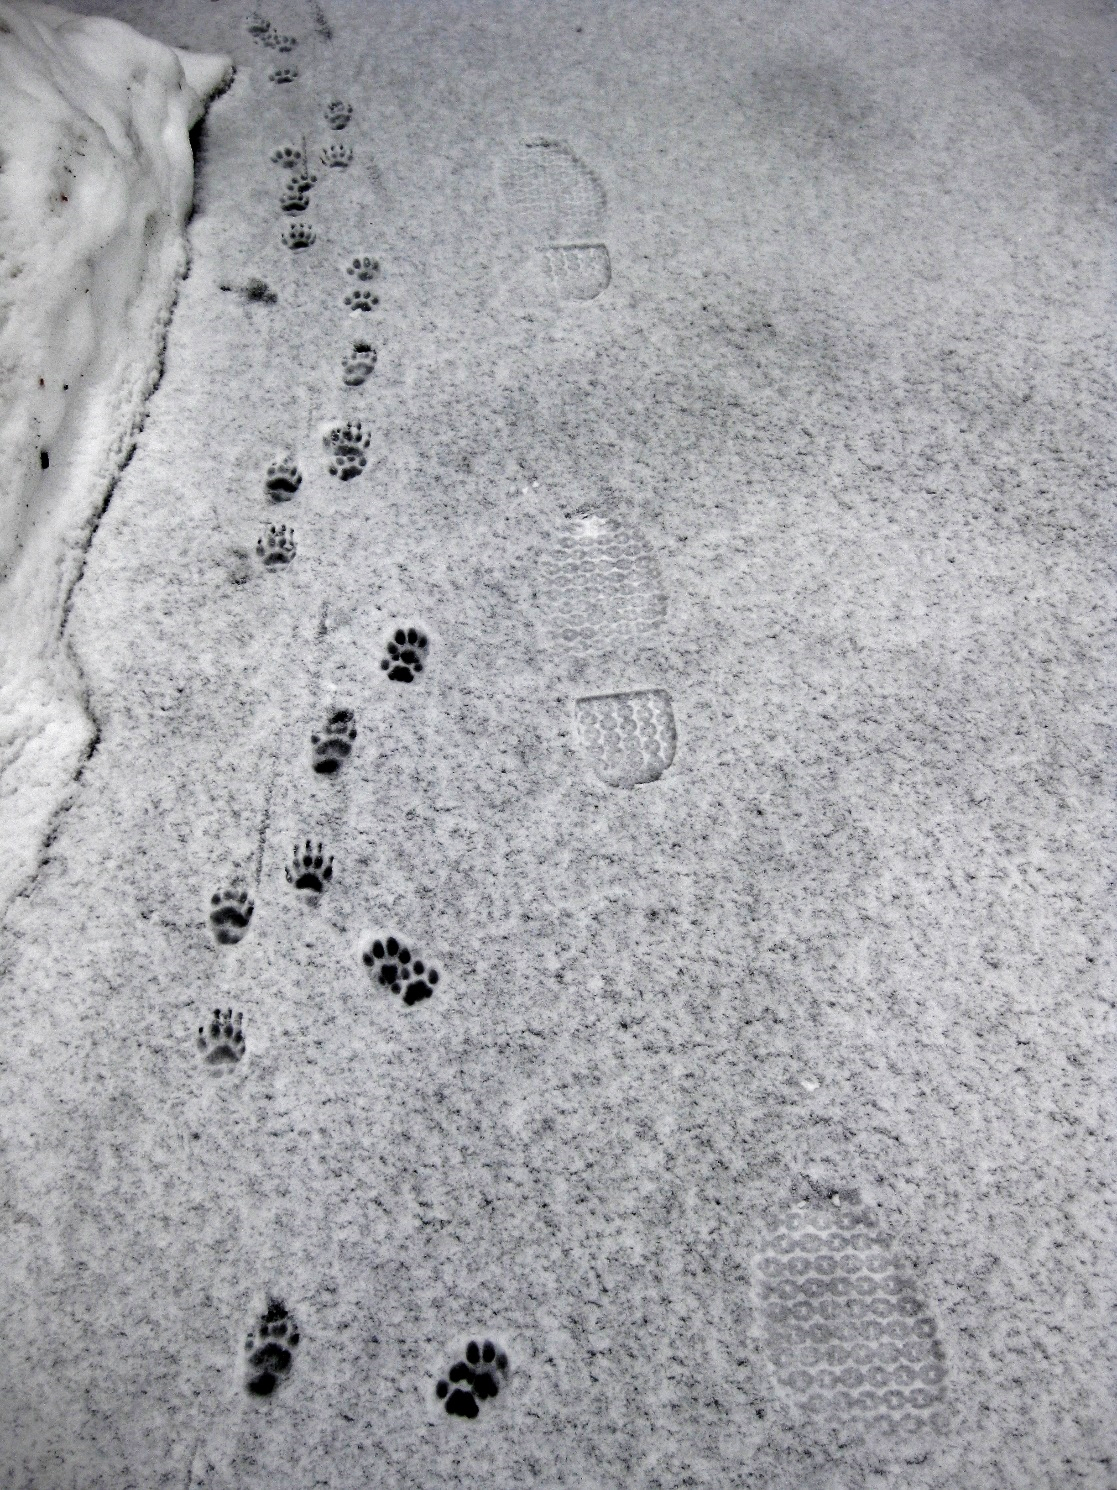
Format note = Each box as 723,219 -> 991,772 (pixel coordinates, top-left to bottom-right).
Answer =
0,1 -> 229,907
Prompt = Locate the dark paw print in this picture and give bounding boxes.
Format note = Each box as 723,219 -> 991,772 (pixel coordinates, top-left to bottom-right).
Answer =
324,99 -> 353,129
257,523 -> 296,567
209,885 -> 254,944
381,627 -> 427,682
282,222 -> 315,250
279,181 -> 311,214
241,277 -> 276,303
197,1008 -> 245,1069
436,1340 -> 508,1418
245,1299 -> 300,1397
321,142 -> 352,168
324,418 -> 370,479
346,255 -> 380,282
265,453 -> 301,497
344,287 -> 378,311
270,144 -> 303,170
362,935 -> 439,1006
341,342 -> 376,386
270,32 -> 297,52
286,839 -> 333,895
268,64 -> 298,83
246,12 -> 274,40
311,708 -> 356,774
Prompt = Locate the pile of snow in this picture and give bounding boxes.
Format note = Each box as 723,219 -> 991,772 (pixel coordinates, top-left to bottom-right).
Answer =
0,1 -> 230,908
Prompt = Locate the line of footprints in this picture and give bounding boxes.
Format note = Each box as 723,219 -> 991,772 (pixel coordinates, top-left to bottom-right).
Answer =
208,13 -> 948,1437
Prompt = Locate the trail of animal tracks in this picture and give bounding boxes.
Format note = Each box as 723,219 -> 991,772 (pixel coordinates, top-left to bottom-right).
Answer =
0,2 -> 1112,1488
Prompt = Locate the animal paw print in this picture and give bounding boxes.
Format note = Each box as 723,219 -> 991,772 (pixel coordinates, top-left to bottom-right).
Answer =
279,179 -> 312,213
286,839 -> 333,895
362,935 -> 440,1006
265,453 -> 302,497
209,885 -> 254,945
324,100 -> 353,130
246,12 -> 274,40
344,286 -> 378,312
321,142 -> 352,168
245,1299 -> 300,1397
270,144 -> 303,170
341,342 -> 376,386
257,523 -> 296,568
282,222 -> 315,251
197,1008 -> 245,1069
346,255 -> 380,282
436,1340 -> 508,1418
323,419 -> 370,479
270,33 -> 297,52
311,708 -> 356,774
268,64 -> 298,83
381,627 -> 427,682
241,277 -> 276,304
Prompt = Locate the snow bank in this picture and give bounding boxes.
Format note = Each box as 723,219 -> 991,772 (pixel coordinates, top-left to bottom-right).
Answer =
0,2 -> 230,908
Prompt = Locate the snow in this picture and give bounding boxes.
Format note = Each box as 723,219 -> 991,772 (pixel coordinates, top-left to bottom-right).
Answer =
0,0 -> 230,908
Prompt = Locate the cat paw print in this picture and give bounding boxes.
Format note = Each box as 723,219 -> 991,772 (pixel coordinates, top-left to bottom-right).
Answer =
381,627 -> 427,682
245,1299 -> 300,1397
270,32 -> 297,52
270,144 -> 303,170
344,286 -> 378,312
436,1340 -> 508,1419
197,1008 -> 245,1070
279,179 -> 313,213
321,142 -> 352,168
362,935 -> 440,1006
209,885 -> 254,945
323,419 -> 370,479
246,12 -> 274,40
282,222 -> 315,251
341,342 -> 376,386
257,523 -> 296,568
286,839 -> 333,895
324,99 -> 353,130
346,255 -> 380,282
311,708 -> 356,775
265,453 -> 302,497
268,64 -> 298,83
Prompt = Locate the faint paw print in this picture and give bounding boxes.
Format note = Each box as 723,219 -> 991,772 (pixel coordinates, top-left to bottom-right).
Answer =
324,99 -> 353,130
270,32 -> 297,52
321,142 -> 352,168
344,286 -> 378,312
346,255 -> 380,282
257,523 -> 296,568
282,222 -> 315,250
270,144 -> 303,169
268,64 -> 298,83
341,342 -> 376,386
311,708 -> 357,775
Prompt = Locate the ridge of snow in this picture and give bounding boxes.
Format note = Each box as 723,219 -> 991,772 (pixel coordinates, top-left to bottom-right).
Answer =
0,1 -> 231,910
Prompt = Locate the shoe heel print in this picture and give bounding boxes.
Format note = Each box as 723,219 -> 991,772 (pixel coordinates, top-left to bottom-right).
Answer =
502,139 -> 611,300
574,688 -> 676,788
753,1201 -> 949,1437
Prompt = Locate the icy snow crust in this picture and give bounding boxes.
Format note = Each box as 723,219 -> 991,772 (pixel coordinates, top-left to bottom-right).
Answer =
0,1 -> 229,907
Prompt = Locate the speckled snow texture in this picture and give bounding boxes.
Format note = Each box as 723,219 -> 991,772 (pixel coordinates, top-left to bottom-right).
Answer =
0,1 -> 230,910
0,0 -> 1112,1487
